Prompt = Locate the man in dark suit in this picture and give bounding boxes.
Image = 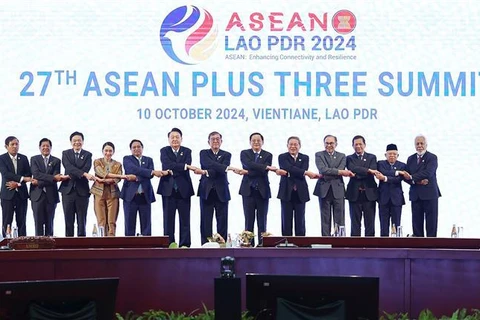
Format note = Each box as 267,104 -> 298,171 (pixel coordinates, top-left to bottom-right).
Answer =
276,136 -> 319,236
346,135 -> 379,236
0,136 -> 32,237
403,135 -> 441,237
239,132 -> 277,245
158,128 -> 195,247
195,131 -> 238,245
121,139 -> 165,236
375,144 -> 407,237
59,131 -> 95,237
30,138 -> 64,236
314,135 -> 354,236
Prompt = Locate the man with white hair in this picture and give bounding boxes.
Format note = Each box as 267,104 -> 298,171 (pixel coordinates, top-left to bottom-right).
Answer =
403,135 -> 441,237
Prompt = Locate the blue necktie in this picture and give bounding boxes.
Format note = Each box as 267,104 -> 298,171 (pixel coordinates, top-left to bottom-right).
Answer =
172,151 -> 178,191
254,152 -> 260,162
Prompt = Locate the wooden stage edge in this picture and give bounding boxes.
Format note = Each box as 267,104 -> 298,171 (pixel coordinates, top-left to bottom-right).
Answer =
1,236 -> 479,250
0,236 -> 170,249
262,236 -> 480,249
1,237 -> 480,317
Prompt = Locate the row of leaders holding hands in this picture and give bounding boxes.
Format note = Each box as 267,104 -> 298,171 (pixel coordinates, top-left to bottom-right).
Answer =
0,129 -> 440,245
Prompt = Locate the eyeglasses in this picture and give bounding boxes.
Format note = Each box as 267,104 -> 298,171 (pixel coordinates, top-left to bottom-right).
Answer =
209,137 -> 221,142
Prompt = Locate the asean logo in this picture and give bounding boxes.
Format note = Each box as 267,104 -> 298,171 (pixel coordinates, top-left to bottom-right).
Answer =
332,10 -> 357,34
160,5 -> 218,65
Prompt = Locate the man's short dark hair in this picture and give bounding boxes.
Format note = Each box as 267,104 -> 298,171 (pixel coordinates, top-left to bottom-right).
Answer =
352,135 -> 366,145
129,139 -> 143,149
70,131 -> 84,141
39,138 -> 52,147
208,131 -> 222,140
5,136 -> 18,146
168,127 -> 183,137
249,132 -> 264,142
323,135 -> 337,143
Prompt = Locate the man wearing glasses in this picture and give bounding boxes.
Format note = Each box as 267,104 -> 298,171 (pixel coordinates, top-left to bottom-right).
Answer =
194,131 -> 241,245
314,135 -> 354,236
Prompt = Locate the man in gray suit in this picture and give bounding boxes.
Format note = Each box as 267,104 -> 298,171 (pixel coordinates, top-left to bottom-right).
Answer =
313,135 -> 354,236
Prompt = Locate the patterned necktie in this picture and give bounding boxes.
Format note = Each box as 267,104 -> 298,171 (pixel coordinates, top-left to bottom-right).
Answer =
417,155 -> 422,164
254,152 -> 260,162
137,157 -> 143,193
44,157 -> 49,170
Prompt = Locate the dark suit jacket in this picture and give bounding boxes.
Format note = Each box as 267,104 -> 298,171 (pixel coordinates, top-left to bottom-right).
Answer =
0,153 -> 31,200
59,149 -> 92,197
157,146 -> 195,198
239,149 -> 272,199
405,151 -> 441,201
30,154 -> 61,204
197,149 -> 231,202
277,152 -> 310,203
377,160 -> 406,206
120,155 -> 156,203
346,152 -> 378,202
313,150 -> 346,199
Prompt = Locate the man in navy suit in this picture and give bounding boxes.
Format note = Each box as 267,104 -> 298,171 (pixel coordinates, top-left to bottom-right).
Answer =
403,135 -> 441,237
0,136 -> 32,237
59,131 -> 95,237
121,139 -> 165,236
239,132 -> 277,245
314,135 -> 354,236
276,136 -> 319,236
158,128 -> 196,247
375,144 -> 407,237
346,135 -> 379,236
30,138 -> 64,236
195,131 -> 238,245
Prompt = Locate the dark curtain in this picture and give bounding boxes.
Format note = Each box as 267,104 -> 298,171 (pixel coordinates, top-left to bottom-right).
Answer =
28,300 -> 96,320
276,298 -> 346,320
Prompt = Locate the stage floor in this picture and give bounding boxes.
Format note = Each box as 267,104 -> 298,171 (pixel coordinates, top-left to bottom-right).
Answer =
1,238 -> 479,316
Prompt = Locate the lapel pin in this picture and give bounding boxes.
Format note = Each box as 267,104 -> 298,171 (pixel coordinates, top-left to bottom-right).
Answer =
363,158 -> 366,161
180,152 -> 184,156
142,162 -> 145,165
298,158 -> 302,162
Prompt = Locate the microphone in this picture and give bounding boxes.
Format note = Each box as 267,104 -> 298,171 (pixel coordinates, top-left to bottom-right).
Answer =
275,238 -> 298,248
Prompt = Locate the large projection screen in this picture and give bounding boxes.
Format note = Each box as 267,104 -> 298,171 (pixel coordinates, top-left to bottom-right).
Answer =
1,1 -> 477,245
